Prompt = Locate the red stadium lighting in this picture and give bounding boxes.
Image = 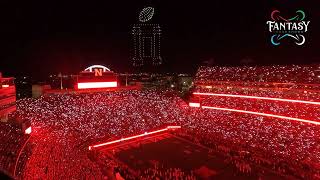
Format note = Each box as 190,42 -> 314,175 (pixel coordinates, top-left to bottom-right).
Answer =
193,92 -> 320,105
201,106 -> 320,125
24,127 -> 32,134
89,126 -> 181,150
167,125 -> 182,129
77,82 -> 117,89
189,102 -> 200,107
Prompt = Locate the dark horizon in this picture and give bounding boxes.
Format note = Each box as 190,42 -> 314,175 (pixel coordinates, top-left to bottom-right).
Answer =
0,0 -> 319,79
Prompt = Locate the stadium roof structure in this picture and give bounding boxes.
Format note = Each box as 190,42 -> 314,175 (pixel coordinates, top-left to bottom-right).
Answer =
84,65 -> 111,72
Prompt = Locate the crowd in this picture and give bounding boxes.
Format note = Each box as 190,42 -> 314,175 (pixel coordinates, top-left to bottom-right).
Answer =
139,165 -> 197,180
194,86 -> 320,101
187,64 -> 320,178
0,123 -> 29,175
195,65 -> 320,84
199,96 -> 320,122
90,149 -> 197,180
0,87 -> 317,179
174,113 -> 320,179
15,90 -> 187,179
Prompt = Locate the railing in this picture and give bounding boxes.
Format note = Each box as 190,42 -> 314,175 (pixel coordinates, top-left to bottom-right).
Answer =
0,105 -> 16,115
0,86 -> 16,95
89,125 -> 181,150
0,96 -> 16,107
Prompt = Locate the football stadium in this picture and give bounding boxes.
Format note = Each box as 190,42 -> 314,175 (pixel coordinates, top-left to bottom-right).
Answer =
1,64 -> 320,179
0,1 -> 319,179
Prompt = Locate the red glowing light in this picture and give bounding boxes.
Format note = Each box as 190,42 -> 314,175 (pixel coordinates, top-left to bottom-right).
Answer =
77,82 -> 117,89
167,125 -> 182,129
89,126 -> 181,150
201,106 -> 320,125
189,102 -> 200,107
193,92 -> 320,105
2,84 -> 9,88
25,127 -> 32,134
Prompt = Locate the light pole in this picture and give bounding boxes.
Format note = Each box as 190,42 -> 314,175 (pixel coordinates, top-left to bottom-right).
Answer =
58,73 -> 63,90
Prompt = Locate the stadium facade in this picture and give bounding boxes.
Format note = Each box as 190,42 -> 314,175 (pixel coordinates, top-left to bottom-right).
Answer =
75,65 -> 118,90
0,72 -> 16,122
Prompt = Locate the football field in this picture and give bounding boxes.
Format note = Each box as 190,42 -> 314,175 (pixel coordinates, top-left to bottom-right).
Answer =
100,133 -> 284,179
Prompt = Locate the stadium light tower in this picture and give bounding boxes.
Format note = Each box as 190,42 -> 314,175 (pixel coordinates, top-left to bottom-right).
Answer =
58,72 -> 63,90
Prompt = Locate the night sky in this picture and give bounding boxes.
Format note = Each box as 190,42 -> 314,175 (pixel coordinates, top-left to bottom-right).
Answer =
0,0 -> 319,78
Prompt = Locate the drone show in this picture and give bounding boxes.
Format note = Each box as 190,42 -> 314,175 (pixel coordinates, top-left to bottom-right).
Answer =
0,0 -> 320,179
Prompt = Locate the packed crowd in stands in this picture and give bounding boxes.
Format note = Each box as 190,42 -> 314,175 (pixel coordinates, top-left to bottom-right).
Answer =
199,96 -> 320,122
139,165 -> 197,180
195,65 -> 320,84
14,90 -> 187,179
189,65 -> 320,178
0,86 -> 318,179
175,109 -> 320,179
0,123 -> 29,176
89,144 -> 198,180
194,86 -> 320,101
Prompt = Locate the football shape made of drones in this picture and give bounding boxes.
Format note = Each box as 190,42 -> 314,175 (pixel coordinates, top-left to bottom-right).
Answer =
139,7 -> 155,22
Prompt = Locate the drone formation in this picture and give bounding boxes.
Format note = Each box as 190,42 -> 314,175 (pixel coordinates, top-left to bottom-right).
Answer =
139,7 -> 155,22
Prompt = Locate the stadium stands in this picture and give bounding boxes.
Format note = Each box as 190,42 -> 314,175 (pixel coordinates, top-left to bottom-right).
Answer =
0,123 -> 29,176
1,64 -> 319,179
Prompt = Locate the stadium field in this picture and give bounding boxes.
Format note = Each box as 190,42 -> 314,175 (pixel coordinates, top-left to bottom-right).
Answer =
101,134 -> 285,179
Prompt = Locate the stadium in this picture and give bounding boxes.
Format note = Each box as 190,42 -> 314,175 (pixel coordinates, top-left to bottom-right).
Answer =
0,64 -> 320,179
1,0 -> 320,179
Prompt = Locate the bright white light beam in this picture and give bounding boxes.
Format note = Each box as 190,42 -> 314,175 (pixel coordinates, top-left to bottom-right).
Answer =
189,102 -> 201,107
193,92 -> 320,105
202,106 -> 320,125
24,127 -> 32,134
78,82 -> 117,89
89,126 -> 181,150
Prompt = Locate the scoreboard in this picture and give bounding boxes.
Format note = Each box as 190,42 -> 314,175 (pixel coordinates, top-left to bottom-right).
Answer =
75,65 -> 118,89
